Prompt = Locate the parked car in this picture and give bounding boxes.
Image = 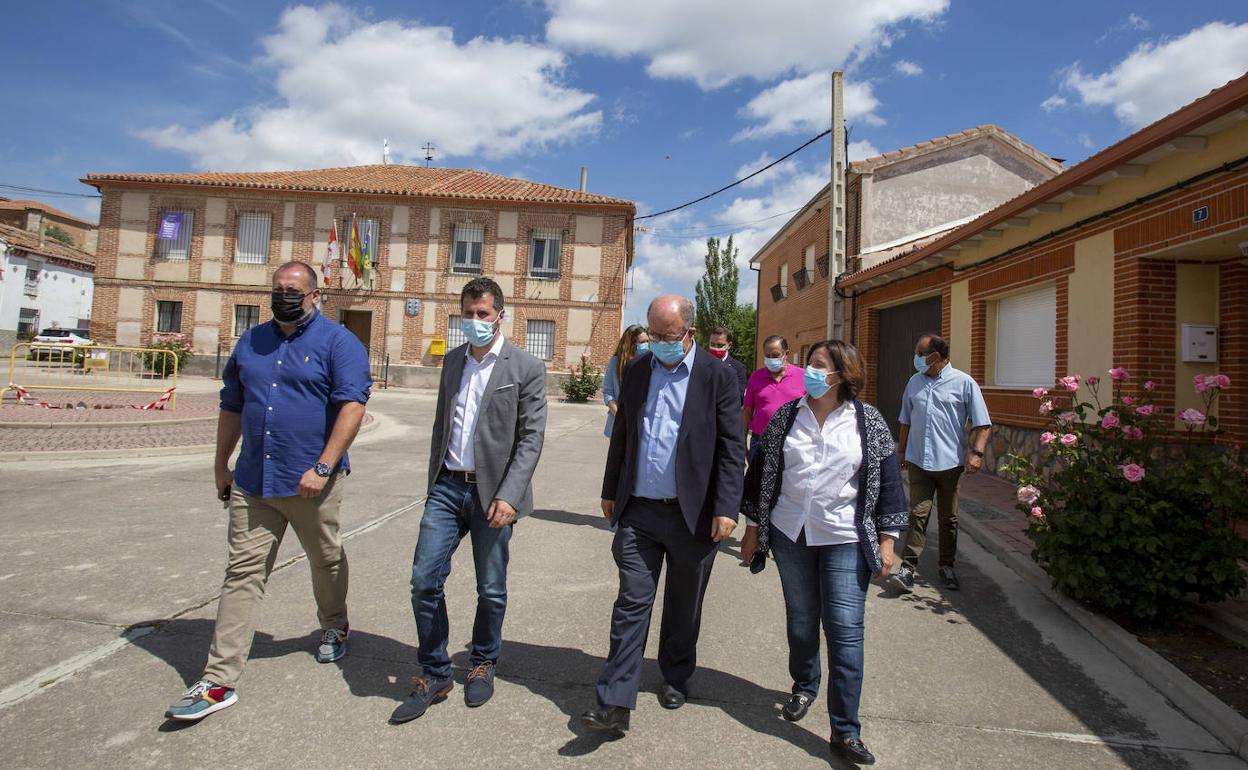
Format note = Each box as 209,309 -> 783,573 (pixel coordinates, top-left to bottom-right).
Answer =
29,329 -> 94,361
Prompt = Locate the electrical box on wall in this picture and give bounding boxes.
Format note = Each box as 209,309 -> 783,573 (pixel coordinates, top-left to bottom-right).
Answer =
1181,324 -> 1217,363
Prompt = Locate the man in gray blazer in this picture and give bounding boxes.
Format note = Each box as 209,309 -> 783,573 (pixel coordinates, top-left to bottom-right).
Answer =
391,277 -> 548,724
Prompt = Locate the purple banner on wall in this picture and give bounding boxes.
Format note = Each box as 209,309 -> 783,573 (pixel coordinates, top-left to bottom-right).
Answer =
157,211 -> 183,241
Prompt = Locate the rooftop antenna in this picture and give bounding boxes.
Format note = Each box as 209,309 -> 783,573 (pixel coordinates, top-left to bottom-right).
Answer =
382,138 -> 390,165
421,142 -> 436,168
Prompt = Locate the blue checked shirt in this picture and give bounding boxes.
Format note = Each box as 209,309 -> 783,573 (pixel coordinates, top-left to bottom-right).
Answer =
220,310 -> 372,498
899,364 -> 991,472
634,344 -> 696,500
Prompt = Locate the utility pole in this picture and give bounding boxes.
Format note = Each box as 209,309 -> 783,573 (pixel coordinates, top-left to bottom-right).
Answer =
827,71 -> 847,340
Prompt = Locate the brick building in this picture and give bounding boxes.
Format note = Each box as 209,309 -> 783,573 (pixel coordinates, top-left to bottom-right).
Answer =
81,166 -> 634,373
750,126 -> 1062,377
838,73 -> 1248,470
0,198 -> 98,254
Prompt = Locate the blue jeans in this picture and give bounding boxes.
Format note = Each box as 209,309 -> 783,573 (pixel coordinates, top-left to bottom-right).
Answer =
410,474 -> 512,679
770,527 -> 870,739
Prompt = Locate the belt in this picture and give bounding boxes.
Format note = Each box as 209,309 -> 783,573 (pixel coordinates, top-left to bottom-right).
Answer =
638,496 -> 679,506
442,467 -> 477,484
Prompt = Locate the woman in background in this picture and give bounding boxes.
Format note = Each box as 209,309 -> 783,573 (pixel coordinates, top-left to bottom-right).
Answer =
602,325 -> 649,438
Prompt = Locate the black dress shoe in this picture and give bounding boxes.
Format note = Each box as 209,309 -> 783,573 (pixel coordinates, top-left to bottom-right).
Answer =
830,737 -> 876,765
782,693 -> 812,722
658,683 -> 686,709
581,705 -> 630,732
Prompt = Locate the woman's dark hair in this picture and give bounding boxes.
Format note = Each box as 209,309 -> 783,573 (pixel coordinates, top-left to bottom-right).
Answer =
807,339 -> 865,402
613,325 -> 649,380
762,334 -> 789,352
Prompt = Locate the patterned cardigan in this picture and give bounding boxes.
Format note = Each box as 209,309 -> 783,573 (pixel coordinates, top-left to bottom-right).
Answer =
741,398 -> 908,575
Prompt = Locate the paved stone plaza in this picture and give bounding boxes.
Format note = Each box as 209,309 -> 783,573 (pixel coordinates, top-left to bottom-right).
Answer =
0,389 -> 1243,769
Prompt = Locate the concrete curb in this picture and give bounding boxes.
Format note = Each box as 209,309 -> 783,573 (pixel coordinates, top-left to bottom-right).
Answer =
0,416 -> 215,429
0,411 -> 383,463
958,499 -> 1248,761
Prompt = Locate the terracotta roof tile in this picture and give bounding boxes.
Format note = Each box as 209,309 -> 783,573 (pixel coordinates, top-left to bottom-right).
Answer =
82,165 -> 634,208
0,199 -> 97,228
0,223 -> 95,269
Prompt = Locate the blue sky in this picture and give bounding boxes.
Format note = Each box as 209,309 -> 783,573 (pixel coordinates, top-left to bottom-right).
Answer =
4,1 -> 1247,322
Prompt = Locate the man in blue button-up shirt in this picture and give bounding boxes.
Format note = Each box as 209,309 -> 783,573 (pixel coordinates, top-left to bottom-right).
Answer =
889,333 -> 990,594
165,260 -> 370,723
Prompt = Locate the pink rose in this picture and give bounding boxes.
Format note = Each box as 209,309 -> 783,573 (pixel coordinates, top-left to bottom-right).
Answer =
1017,485 -> 1041,505
1060,433 -> 1078,447
1194,374 -> 1209,393
1086,375 -> 1100,387
1040,432 -> 1057,445
1135,404 -> 1155,417
1030,506 -> 1044,520
1101,412 -> 1121,430
1038,400 -> 1054,415
1058,376 -> 1080,392
1121,396 -> 1134,406
1057,411 -> 1078,425
1179,408 -> 1206,426
1211,374 -> 1231,389
1032,387 -> 1048,399
1120,463 -> 1145,483
1109,367 -> 1130,382
1122,426 -> 1144,441
1144,380 -> 1156,391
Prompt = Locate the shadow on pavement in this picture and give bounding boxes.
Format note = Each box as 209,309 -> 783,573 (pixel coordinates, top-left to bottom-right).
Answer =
878,543 -> 1176,770
529,507 -> 610,531
452,640 -> 832,763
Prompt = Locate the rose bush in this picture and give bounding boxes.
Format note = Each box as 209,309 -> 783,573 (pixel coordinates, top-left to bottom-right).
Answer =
1002,368 -> 1247,621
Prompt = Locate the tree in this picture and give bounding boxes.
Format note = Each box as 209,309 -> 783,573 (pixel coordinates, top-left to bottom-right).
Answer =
694,235 -> 739,345
728,303 -> 757,368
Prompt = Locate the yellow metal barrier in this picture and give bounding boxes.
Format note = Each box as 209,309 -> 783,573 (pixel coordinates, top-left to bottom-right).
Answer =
7,343 -> 179,409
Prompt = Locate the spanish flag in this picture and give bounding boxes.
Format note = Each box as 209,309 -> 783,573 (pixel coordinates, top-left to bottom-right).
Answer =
348,214 -> 363,280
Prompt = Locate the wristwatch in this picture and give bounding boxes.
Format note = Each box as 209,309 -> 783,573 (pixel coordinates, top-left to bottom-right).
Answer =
970,450 -> 985,459
314,462 -> 332,477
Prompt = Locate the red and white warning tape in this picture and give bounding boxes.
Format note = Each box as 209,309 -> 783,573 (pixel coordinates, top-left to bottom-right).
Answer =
8,385 -> 176,411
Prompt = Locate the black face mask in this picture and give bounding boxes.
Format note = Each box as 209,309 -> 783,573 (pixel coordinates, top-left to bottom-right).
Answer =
271,290 -> 309,324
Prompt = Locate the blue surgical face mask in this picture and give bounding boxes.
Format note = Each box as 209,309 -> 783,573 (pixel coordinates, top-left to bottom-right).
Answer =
635,342 -> 649,354
764,356 -> 785,373
650,333 -> 688,366
913,353 -> 930,373
462,316 -> 499,348
804,367 -> 833,399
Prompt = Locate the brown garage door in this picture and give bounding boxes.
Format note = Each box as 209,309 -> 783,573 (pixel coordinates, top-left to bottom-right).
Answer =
876,296 -> 942,438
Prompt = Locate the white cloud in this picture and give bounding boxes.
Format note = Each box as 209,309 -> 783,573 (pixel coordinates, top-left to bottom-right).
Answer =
736,74 -> 884,140
1062,21 -> 1248,128
545,0 -> 948,89
894,59 -> 923,76
848,140 -> 880,160
1041,94 -> 1068,112
1127,13 -> 1150,32
138,4 -> 601,169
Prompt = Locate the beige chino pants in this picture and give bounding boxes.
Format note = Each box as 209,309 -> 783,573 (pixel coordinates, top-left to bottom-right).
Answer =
202,474 -> 348,688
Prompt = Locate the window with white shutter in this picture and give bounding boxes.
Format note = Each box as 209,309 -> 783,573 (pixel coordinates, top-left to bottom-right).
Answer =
529,229 -> 561,279
526,319 -> 555,361
156,210 -> 193,260
452,225 -> 483,273
994,285 -> 1057,387
234,213 -> 272,264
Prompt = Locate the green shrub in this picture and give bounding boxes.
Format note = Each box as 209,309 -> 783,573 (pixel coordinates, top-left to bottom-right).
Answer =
562,355 -> 603,403
1003,370 -> 1248,622
144,333 -> 192,378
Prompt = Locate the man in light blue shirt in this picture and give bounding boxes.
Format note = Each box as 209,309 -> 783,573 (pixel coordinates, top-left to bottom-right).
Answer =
889,333 -> 991,593
634,344 -> 693,499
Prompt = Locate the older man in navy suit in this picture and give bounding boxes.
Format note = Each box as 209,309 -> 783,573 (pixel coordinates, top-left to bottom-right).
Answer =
582,294 -> 746,733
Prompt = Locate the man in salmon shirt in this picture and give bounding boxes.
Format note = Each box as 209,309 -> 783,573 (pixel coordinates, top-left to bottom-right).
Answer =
742,335 -> 805,466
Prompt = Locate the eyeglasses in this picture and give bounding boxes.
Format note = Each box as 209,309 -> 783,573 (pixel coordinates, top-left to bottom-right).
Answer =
650,328 -> 689,344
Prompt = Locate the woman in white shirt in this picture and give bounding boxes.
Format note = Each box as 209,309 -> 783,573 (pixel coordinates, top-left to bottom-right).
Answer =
741,340 -> 908,767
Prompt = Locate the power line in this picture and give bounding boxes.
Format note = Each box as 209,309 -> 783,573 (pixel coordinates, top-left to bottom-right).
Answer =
634,127 -> 831,221
639,206 -> 805,238
0,183 -> 101,199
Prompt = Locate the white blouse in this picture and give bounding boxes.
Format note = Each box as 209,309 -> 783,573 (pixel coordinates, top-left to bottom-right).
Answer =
769,398 -> 878,547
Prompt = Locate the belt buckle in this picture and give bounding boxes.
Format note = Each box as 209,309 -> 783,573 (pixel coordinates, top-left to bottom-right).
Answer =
464,470 -> 477,484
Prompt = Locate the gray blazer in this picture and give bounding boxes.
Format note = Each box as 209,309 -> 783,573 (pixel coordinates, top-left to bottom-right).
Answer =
427,339 -> 548,517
